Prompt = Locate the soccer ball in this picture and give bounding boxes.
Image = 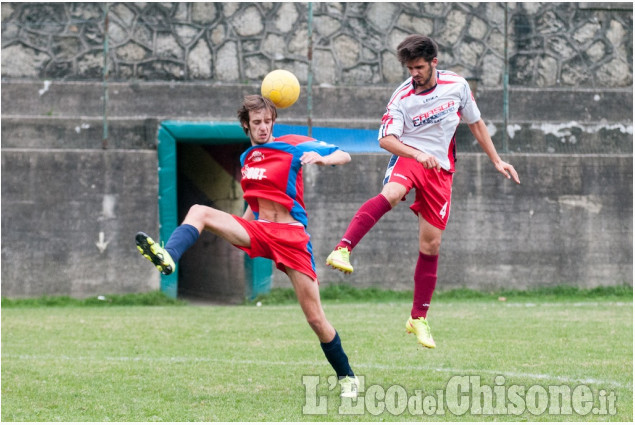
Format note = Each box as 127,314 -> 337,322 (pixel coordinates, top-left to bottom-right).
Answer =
261,69 -> 300,109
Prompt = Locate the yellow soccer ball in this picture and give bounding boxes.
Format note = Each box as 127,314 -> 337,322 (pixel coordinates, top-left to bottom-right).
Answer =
261,69 -> 300,109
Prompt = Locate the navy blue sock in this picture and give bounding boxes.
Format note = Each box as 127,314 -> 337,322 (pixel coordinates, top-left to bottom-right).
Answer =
320,331 -> 355,379
165,224 -> 200,263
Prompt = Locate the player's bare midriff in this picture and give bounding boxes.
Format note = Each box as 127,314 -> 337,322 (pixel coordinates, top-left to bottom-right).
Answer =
256,198 -> 298,223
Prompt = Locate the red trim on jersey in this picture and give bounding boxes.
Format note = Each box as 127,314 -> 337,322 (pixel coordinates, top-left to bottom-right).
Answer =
447,133 -> 456,173
387,81 -> 414,109
381,81 -> 414,137
274,134 -> 315,145
436,71 -> 461,85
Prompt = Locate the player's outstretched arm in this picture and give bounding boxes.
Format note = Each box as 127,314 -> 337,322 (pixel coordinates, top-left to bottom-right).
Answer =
468,119 -> 521,184
301,149 -> 351,166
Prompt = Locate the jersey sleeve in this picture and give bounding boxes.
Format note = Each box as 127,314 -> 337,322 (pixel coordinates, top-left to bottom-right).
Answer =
296,140 -> 341,156
458,79 -> 481,124
378,82 -> 409,140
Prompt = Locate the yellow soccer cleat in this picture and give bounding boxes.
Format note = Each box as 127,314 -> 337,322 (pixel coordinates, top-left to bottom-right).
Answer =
406,317 -> 436,349
339,376 -> 359,398
326,247 -> 354,274
135,232 -> 175,275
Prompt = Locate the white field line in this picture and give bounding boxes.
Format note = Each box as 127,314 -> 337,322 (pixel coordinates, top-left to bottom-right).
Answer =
3,353 -> 630,390
437,301 -> 633,308
501,301 -> 633,308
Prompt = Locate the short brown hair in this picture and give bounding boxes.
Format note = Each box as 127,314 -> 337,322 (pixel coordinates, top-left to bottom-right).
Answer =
397,35 -> 438,64
237,95 -> 278,135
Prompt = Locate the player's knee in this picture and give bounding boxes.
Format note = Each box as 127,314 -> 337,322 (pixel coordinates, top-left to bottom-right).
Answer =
305,313 -> 327,334
186,204 -> 207,220
381,185 -> 406,207
185,204 -> 218,227
305,314 -> 322,329
420,237 -> 441,255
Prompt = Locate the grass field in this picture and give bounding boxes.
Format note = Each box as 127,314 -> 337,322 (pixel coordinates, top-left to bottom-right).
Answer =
2,287 -> 632,421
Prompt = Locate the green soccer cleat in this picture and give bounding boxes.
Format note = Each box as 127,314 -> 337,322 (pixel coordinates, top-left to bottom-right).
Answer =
339,376 -> 359,398
326,247 -> 354,274
135,232 -> 175,275
406,317 -> 436,349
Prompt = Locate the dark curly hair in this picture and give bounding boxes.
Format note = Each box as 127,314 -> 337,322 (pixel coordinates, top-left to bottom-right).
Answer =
397,35 -> 438,64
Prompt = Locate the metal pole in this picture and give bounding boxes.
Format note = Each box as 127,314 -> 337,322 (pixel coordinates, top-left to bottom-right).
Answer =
102,2 -> 109,149
502,2 -> 509,153
307,2 -> 314,137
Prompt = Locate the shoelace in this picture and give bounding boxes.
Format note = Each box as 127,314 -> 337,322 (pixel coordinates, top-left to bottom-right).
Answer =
415,319 -> 431,335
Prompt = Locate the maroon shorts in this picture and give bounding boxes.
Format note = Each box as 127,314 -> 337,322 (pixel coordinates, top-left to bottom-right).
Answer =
232,216 -> 317,280
384,156 -> 454,230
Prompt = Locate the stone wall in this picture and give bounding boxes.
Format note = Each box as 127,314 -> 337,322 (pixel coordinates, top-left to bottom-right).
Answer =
303,153 -> 633,291
1,2 -> 632,88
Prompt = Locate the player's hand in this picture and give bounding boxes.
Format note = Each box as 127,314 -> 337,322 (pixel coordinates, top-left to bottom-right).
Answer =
495,160 -> 521,184
300,151 -> 326,165
415,152 -> 441,171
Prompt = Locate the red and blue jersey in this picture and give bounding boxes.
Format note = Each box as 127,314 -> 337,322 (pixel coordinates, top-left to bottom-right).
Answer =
239,134 -> 340,227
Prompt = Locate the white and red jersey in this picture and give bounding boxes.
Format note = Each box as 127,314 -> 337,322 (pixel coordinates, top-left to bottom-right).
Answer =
378,70 -> 481,172
239,134 -> 340,227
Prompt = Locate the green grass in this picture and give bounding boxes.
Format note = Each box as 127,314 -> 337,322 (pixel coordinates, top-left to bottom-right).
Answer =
2,284 -> 631,308
250,283 -> 633,305
2,287 -> 632,421
1,290 -> 187,308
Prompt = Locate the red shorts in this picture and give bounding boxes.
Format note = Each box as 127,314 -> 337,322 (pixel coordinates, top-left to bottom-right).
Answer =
232,216 -> 317,280
383,155 -> 453,230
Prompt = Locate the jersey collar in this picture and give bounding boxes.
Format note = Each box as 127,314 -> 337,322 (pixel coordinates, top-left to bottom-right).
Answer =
411,71 -> 438,95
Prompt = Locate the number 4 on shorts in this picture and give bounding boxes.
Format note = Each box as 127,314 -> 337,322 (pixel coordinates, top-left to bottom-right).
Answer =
439,202 -> 448,219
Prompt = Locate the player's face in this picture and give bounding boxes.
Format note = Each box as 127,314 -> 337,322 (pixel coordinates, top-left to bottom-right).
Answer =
406,57 -> 438,91
247,108 -> 275,145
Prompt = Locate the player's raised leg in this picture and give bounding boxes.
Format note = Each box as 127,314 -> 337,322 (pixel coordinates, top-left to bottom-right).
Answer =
136,204 -> 251,274
326,182 -> 403,274
182,204 -> 251,246
286,268 -> 358,397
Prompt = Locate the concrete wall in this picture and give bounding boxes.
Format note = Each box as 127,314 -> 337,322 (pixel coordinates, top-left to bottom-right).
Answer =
1,2 -> 632,298
2,138 -> 631,298
1,148 -> 158,297
303,153 -> 633,291
2,80 -> 632,151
